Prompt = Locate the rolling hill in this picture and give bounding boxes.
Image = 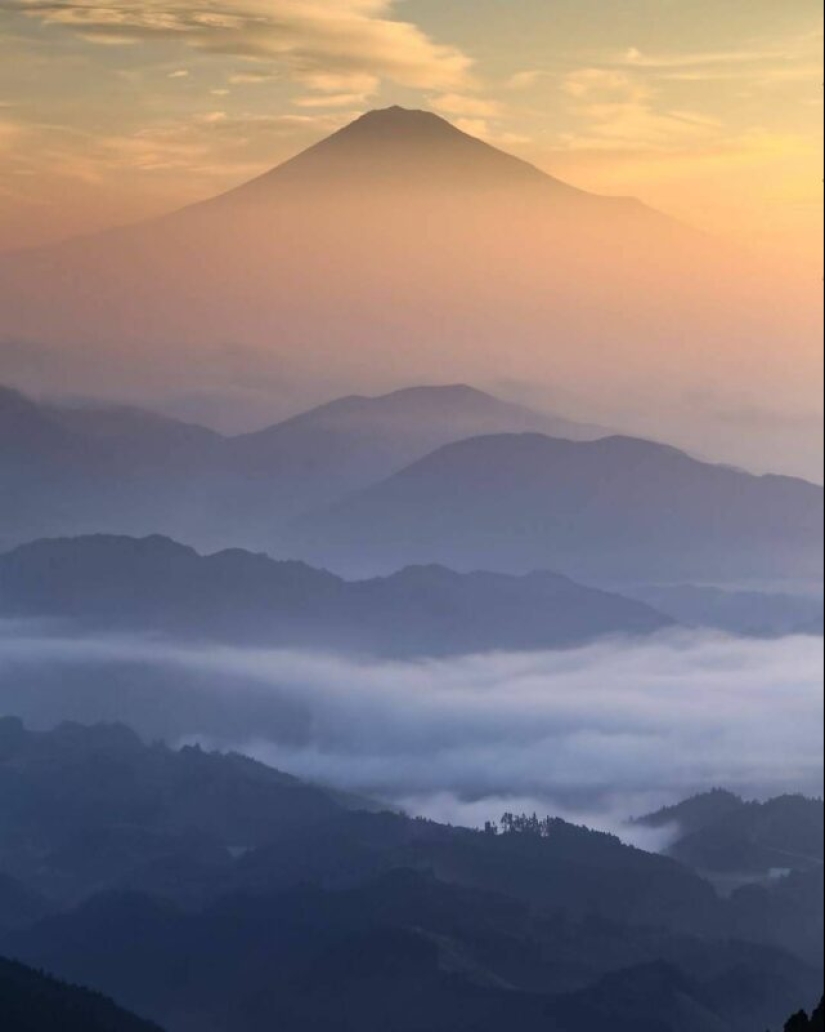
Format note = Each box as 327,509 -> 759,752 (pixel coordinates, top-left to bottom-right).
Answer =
0,534 -> 671,656
0,955 -> 164,1032
638,792 -> 824,878
291,432 -> 824,583
0,719 -> 819,1032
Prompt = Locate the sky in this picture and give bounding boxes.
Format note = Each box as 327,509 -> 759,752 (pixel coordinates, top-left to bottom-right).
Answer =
0,0 -> 822,263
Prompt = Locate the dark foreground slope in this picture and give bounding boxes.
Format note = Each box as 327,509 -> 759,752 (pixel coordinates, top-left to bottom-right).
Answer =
0,719 -> 820,1032
779,998 -> 825,1031
0,955 -> 163,1032
0,535 -> 670,656
292,433 -> 823,582
9,887 -> 812,1032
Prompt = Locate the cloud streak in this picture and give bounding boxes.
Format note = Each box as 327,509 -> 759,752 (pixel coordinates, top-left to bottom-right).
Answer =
10,0 -> 473,91
0,625 -> 821,835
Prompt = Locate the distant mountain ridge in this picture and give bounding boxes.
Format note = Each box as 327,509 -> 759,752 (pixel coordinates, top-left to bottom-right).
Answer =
0,534 -> 671,656
1,107 -> 806,489
0,381 -> 602,555
622,584 -> 824,638
291,431 -> 823,582
3,383 -> 820,587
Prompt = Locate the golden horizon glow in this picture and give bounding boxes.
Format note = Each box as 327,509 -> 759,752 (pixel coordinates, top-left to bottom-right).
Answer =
0,0 -> 821,263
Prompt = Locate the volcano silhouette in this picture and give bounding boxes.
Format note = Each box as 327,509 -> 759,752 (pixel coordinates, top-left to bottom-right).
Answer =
220,106 -> 610,200
0,107 -> 787,457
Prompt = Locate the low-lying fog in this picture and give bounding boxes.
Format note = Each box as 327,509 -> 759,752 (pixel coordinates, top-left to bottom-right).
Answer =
1,623 -> 821,844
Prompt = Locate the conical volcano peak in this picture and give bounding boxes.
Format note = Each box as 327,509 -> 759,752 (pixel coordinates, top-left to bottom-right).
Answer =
342,106 -> 463,141
233,105 -> 565,197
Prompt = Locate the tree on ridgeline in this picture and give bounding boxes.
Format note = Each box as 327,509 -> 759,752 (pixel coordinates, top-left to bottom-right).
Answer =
775,999 -> 825,1032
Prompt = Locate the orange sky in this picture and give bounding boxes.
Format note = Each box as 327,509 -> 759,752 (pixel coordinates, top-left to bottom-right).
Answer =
0,0 -> 821,265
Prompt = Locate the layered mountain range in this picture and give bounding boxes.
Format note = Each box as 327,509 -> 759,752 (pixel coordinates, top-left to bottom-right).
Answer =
1,383 -> 821,588
0,108 -> 817,479
0,719 -> 820,1032
0,381 -> 599,552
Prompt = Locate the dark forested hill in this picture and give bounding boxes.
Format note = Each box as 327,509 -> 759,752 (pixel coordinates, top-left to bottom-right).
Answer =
779,998 -> 825,1031
0,955 -> 163,1031
638,791 -> 824,876
0,719 -> 821,1032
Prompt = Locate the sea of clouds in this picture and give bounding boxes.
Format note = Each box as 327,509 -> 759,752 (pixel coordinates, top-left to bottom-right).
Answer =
0,623 -> 821,842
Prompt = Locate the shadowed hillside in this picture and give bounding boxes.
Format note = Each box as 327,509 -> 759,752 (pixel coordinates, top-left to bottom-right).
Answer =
0,955 -> 163,1031
0,719 -> 820,1032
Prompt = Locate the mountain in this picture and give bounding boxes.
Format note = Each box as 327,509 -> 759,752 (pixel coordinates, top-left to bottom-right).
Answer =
0,107 -> 691,357
637,791 -> 825,963
6,890 -> 812,1032
0,955 -> 164,1032
637,792 -> 824,880
227,105 -> 599,197
0,385 -> 221,552
222,384 -> 604,514
0,720 -> 820,1032
0,382 -> 601,554
290,432 -> 824,583
621,585 -> 824,638
0,108 -> 812,480
0,716 -> 367,907
0,534 -> 670,656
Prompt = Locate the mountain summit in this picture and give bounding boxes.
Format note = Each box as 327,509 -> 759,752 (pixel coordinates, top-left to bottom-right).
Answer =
0,107 -> 790,485
224,106 -> 589,198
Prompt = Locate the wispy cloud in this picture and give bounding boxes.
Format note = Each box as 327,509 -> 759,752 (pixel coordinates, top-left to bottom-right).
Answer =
558,67 -> 724,152
9,0 -> 474,91
430,93 -> 503,118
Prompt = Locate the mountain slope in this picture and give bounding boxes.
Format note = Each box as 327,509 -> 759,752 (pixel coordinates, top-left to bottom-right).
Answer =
291,432 -> 824,582
638,792 -> 825,877
0,534 -> 671,655
0,107 -> 808,481
0,716 -> 367,905
622,584 -> 824,637
0,382 -> 601,553
225,383 -> 603,509
7,890 -> 806,1032
0,955 -> 164,1032
0,721 -> 819,1032
778,998 -> 825,1031
226,106 -> 593,197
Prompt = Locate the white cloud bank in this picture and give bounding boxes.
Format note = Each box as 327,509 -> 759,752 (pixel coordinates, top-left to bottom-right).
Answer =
0,626 -> 821,836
